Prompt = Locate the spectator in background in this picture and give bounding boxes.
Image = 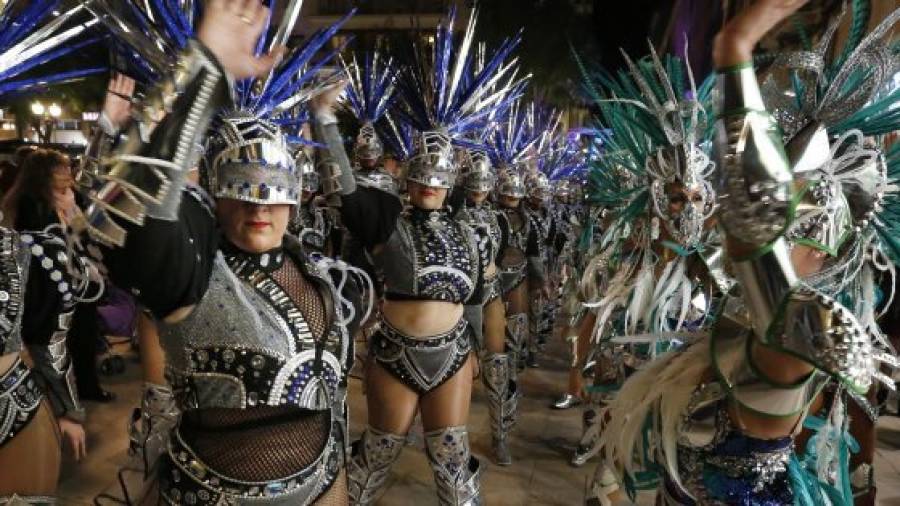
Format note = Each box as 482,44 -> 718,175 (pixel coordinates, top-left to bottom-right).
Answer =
0,144 -> 39,196
2,148 -> 115,402
2,148 -> 75,229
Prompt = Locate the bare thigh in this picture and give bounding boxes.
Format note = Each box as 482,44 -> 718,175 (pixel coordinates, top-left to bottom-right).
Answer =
506,282 -> 528,316
419,356 -> 474,431
0,401 -> 61,497
364,358 -> 419,435
483,298 -> 506,354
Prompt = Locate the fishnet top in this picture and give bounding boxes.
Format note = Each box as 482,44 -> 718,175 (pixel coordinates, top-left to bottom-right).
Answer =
181,254 -> 335,482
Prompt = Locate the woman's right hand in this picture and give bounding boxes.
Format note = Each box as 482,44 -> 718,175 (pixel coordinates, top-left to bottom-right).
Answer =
58,417 -> 87,461
197,0 -> 284,80
102,73 -> 135,131
713,0 -> 809,68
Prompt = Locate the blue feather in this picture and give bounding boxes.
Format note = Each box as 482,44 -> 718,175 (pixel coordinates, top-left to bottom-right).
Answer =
394,8 -> 528,142
0,0 -> 105,99
0,67 -> 106,95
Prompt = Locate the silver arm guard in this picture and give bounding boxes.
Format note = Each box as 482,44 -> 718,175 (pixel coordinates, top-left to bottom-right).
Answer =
26,311 -> 85,422
83,40 -> 231,247
715,65 -> 877,393
314,114 -> 357,196
713,64 -> 793,250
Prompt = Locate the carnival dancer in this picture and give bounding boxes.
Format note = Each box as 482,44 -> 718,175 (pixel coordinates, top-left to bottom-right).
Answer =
567,47 -> 721,501
313,8 -> 526,504
594,1 -> 899,504
80,1 -> 368,504
455,148 -> 518,465
523,169 -> 554,365
0,2 -> 105,503
543,138 -> 595,412
746,2 -> 900,503
290,148 -> 336,257
491,103 -> 550,372
337,52 -> 401,296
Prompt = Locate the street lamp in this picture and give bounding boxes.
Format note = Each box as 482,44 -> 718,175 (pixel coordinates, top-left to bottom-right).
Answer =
30,100 -> 62,144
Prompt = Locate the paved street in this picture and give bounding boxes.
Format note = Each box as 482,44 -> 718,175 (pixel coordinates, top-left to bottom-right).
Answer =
60,337 -> 900,505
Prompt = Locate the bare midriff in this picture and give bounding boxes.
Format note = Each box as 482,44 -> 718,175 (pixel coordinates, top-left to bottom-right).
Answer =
382,299 -> 464,338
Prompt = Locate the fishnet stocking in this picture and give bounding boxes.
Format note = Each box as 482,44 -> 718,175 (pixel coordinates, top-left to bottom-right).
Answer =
181,407 -> 331,482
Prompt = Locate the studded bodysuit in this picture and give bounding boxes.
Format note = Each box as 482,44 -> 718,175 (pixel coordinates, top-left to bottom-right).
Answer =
98,191 -> 359,505
340,185 -> 486,393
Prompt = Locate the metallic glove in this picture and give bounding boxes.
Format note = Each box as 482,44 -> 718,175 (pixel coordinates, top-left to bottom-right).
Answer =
83,39 -> 231,247
713,64 -> 793,251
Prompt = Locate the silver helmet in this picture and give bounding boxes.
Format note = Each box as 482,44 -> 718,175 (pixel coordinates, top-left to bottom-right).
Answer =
496,166 -> 526,198
354,121 -> 384,163
207,112 -> 298,205
554,180 -> 572,200
405,130 -> 456,189
295,149 -> 319,194
525,171 -> 550,200
460,149 -> 495,192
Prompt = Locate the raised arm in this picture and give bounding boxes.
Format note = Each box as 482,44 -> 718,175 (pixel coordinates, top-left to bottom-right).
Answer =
712,0 -> 873,393
83,1 -> 282,319
311,85 -> 403,249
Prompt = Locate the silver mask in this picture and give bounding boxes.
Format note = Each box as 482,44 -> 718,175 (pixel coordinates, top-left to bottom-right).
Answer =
207,112 -> 298,205
406,130 -> 456,189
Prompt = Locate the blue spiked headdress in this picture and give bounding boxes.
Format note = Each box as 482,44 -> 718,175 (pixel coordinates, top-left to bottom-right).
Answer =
340,52 -> 398,163
393,7 -> 529,189
378,113 -> 415,163
86,0 -> 354,205
488,100 -> 558,198
0,1 -> 104,97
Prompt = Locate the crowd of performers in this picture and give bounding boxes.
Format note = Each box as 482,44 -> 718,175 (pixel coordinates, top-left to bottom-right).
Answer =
1,0 -> 899,505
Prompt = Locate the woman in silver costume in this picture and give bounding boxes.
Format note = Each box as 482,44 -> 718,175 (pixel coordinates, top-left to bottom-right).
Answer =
491,105 -> 552,374
311,10 -> 525,505
80,2 -> 365,504
454,148 -> 516,465
290,148 -> 336,257
595,1 -> 899,504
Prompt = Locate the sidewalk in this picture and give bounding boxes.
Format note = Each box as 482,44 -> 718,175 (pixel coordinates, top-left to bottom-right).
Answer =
60,339 -> 900,505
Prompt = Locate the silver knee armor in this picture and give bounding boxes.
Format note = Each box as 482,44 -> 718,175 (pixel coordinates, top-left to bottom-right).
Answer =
481,353 -> 517,442
424,426 -> 482,506
347,427 -> 405,505
505,313 -> 528,369
129,382 -> 179,475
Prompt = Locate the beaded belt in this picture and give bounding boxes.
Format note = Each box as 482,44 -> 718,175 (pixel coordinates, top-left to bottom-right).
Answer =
159,420 -> 342,505
372,318 -> 472,394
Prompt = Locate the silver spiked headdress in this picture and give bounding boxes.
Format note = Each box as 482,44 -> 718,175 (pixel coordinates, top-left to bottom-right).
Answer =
393,7 -> 528,189
340,52 -> 397,165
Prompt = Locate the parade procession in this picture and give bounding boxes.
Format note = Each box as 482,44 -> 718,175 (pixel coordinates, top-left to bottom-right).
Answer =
1,0 -> 900,504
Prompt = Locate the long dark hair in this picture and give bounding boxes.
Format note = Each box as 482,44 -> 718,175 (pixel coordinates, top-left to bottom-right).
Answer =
2,148 -> 70,229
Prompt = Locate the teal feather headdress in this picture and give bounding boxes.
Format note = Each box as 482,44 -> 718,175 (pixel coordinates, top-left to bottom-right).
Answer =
577,46 -> 715,249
